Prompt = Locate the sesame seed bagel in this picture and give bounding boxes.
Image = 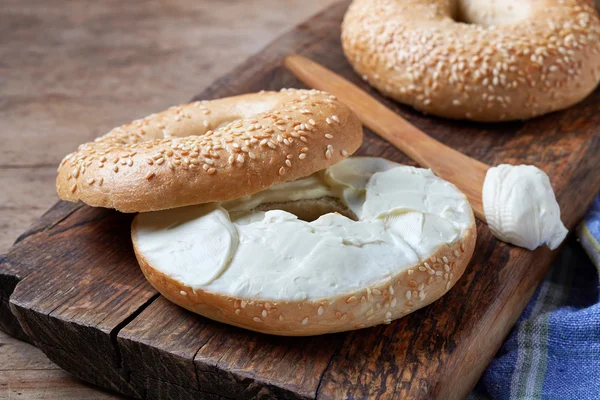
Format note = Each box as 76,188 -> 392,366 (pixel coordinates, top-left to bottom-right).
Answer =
56,89 -> 363,212
342,0 -> 600,121
132,158 -> 477,336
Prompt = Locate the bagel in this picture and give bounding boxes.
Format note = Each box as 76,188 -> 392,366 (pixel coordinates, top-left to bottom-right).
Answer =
56,89 -> 363,212
132,157 -> 476,336
342,0 -> 600,121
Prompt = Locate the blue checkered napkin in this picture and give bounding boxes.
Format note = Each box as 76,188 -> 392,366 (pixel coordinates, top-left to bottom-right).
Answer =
470,194 -> 600,400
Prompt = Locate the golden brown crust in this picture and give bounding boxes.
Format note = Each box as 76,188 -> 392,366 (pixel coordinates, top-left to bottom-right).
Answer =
132,215 -> 477,336
56,89 -> 363,212
341,0 -> 600,122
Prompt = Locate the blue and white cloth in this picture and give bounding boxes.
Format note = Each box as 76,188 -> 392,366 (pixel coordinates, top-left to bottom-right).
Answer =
471,194 -> 600,399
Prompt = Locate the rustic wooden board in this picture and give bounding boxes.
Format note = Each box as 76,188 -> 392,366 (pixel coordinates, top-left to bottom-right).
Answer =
1,2 -> 600,399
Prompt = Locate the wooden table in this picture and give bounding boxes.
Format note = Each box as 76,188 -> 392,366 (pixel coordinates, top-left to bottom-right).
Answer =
0,1 -> 336,398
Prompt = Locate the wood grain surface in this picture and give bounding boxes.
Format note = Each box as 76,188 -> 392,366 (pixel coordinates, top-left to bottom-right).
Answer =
0,0 -> 336,398
2,1 -> 600,400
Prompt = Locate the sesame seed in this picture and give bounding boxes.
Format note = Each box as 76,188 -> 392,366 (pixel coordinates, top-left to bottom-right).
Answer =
298,153 -> 306,160
443,256 -> 449,263
285,159 -> 291,167
302,317 -> 309,325
341,150 -> 349,156
318,306 -> 324,315
235,309 -> 241,315
253,317 -> 262,323
391,298 -> 397,308
113,165 -> 119,172
262,310 -> 268,318
331,115 -> 339,123
405,291 -> 412,300
325,149 -> 332,159
145,172 -> 155,180
70,184 -> 77,193
325,133 -> 333,139
207,168 -> 216,175
279,315 -> 284,321
385,312 -> 392,319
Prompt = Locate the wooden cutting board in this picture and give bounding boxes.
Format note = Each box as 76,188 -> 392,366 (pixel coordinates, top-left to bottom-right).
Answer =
1,2 -> 599,399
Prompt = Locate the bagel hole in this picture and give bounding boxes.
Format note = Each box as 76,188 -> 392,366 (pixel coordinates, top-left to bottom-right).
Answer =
452,0 -> 530,26
241,197 -> 357,223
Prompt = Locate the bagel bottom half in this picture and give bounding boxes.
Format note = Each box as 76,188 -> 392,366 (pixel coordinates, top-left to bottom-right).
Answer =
132,157 -> 476,336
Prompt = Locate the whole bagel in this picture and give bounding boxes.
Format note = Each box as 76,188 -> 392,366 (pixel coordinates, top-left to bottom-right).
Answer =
56,89 -> 363,212
342,0 -> 600,121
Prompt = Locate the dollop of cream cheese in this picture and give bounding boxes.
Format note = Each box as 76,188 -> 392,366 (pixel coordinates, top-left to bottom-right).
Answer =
482,164 -> 567,251
133,157 -> 473,301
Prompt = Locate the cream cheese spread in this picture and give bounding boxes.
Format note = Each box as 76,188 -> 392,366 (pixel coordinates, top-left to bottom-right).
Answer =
482,164 -> 567,251
133,157 -> 474,301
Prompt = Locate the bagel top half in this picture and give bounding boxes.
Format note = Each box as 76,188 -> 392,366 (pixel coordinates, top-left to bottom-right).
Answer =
56,89 -> 363,212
